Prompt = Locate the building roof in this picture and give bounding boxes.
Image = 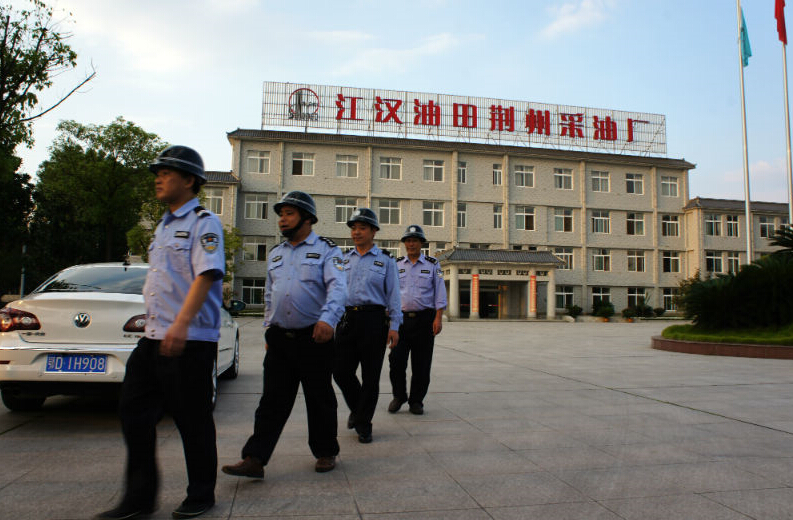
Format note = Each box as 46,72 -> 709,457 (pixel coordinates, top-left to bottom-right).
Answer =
684,197 -> 788,213
205,171 -> 239,184
227,129 -> 696,170
436,248 -> 564,266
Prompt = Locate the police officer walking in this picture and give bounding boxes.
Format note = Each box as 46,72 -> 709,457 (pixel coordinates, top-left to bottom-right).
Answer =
97,146 -> 225,520
333,208 -> 401,443
222,191 -> 346,478
388,225 -> 447,416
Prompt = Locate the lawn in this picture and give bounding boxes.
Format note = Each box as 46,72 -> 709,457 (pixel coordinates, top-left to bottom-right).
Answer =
662,323 -> 793,346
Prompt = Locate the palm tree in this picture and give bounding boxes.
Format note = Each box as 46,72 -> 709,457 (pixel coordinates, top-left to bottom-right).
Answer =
770,224 -> 793,254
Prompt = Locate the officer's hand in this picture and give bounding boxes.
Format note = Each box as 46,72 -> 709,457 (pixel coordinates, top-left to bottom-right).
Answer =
313,321 -> 334,343
432,317 -> 443,336
387,330 -> 399,349
161,322 -> 188,357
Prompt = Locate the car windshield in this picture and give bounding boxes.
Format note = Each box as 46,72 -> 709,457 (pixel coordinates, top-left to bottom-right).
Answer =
35,266 -> 147,295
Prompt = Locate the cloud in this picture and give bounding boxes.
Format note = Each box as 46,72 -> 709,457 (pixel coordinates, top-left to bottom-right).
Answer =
540,0 -> 616,39
702,158 -> 791,203
305,30 -> 374,45
333,33 -> 459,76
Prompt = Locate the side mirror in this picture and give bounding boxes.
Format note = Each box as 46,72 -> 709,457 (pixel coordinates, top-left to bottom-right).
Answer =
228,299 -> 246,313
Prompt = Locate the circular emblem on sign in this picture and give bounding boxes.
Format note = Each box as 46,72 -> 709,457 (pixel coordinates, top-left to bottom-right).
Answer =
73,312 -> 91,328
288,88 -> 320,121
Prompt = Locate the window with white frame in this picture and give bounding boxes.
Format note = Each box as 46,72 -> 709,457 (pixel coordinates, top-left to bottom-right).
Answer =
663,287 -> 679,311
727,252 -> 741,274
662,251 -> 681,273
661,176 -> 678,197
380,157 -> 401,180
554,168 -> 573,190
759,216 -> 775,238
457,203 -> 467,228
457,161 -> 467,183
627,287 -> 647,308
423,159 -> 444,182
514,165 -> 533,187
591,170 -> 609,192
662,215 -> 679,237
335,238 -> 355,253
469,243 -> 489,249
204,188 -> 223,215
493,204 -> 503,229
592,286 -> 610,306
242,238 -> 266,262
705,250 -> 723,273
435,241 -> 446,252
627,250 -> 645,272
335,197 -> 357,223
726,215 -> 739,237
554,208 -> 573,232
627,212 -> 644,236
592,248 -> 611,271
241,278 -> 265,305
423,201 -> 444,226
553,247 -> 573,270
244,194 -> 268,220
626,173 -> 643,194
492,164 -> 502,185
705,214 -> 721,236
378,240 -> 401,257
556,285 -> 574,309
336,155 -> 358,178
421,244 -> 431,256
378,199 -> 400,225
515,205 -> 534,230
292,152 -> 314,175
246,150 -> 270,174
591,210 -> 610,233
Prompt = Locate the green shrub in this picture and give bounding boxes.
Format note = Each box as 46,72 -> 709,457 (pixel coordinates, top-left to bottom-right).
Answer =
653,307 -> 665,317
621,307 -> 637,319
565,304 -> 582,318
593,301 -> 615,318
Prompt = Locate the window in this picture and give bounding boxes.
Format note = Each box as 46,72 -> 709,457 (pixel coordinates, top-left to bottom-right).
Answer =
435,241 -> 446,251
336,155 -> 358,178
726,215 -> 739,237
493,204 -> 503,229
204,188 -> 223,215
626,173 -> 643,194
706,251 -> 723,273
380,157 -> 401,180
292,152 -> 314,176
423,201 -> 444,227
760,216 -> 775,238
514,165 -> 533,187
627,212 -> 644,236
592,287 -> 610,306
515,205 -> 534,230
554,208 -> 573,232
378,240 -> 400,257
554,247 -> 573,270
512,245 -> 523,250
335,197 -> 357,223
591,210 -> 610,234
627,287 -> 647,308
457,203 -> 467,228
457,161 -> 467,183
662,251 -> 680,273
492,164 -> 502,185
591,170 -> 609,192
335,238 -> 355,253
242,238 -> 266,262
661,176 -> 678,197
421,244 -> 431,256
727,252 -> 741,274
627,250 -> 645,272
663,288 -> 679,311
469,243 -> 489,249
705,214 -> 721,236
244,194 -> 268,220
661,215 -> 679,237
423,159 -> 444,182
556,285 -> 574,309
378,199 -> 400,225
246,150 -> 270,174
242,278 -> 265,305
554,168 -> 573,190
592,249 -> 610,271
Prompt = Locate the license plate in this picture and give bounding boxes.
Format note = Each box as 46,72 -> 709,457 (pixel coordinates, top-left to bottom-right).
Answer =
45,354 -> 108,373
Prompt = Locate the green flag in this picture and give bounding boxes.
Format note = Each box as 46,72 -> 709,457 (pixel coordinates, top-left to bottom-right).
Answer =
741,7 -> 752,66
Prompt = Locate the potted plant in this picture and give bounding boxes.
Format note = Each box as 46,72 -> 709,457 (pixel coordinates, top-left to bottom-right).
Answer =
593,301 -> 615,322
565,304 -> 583,320
621,307 -> 637,322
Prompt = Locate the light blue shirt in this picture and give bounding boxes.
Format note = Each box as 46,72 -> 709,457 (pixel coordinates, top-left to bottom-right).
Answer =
397,254 -> 448,312
144,197 -> 225,342
264,231 -> 347,330
343,244 -> 403,331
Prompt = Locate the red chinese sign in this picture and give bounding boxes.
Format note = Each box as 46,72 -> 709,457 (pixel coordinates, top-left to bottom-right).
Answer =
263,82 -> 666,155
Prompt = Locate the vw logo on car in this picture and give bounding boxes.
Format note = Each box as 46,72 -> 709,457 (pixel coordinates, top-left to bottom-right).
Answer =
73,312 -> 91,328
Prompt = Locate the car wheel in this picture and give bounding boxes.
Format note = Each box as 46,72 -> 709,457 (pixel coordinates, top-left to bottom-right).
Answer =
220,333 -> 240,380
1,389 -> 46,412
210,357 -> 218,411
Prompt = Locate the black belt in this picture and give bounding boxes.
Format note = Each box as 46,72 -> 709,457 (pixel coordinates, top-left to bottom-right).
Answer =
270,325 -> 314,339
403,309 -> 435,318
345,305 -> 385,312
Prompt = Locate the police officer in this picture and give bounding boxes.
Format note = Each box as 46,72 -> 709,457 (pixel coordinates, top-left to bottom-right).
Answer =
222,191 -> 346,478
333,208 -> 401,443
97,146 -> 225,520
388,225 -> 447,416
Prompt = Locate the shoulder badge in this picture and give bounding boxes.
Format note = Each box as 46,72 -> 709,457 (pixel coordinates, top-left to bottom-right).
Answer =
319,236 -> 337,247
193,205 -> 211,218
332,256 -> 344,271
396,256 -> 405,262
200,233 -> 220,253
426,256 -> 438,264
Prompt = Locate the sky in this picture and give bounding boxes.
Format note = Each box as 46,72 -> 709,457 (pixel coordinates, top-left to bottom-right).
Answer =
11,0 -> 793,203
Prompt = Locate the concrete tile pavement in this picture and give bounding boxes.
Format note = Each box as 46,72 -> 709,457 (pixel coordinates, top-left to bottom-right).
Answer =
0,319 -> 791,519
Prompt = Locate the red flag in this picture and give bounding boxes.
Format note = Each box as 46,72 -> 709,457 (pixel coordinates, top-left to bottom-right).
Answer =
777,0 -> 788,45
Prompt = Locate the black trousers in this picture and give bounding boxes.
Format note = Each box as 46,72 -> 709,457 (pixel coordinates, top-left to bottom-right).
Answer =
118,337 -> 217,508
333,309 -> 389,436
389,309 -> 436,406
242,326 -> 339,462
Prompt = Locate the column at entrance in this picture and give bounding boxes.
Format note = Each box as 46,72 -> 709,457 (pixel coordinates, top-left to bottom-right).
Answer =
449,265 -> 460,318
546,268 -> 556,319
470,267 -> 480,320
528,268 -> 537,318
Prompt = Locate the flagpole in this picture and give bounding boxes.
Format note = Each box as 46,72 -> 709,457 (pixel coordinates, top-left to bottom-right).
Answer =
784,42 -> 793,224
738,0 -> 753,261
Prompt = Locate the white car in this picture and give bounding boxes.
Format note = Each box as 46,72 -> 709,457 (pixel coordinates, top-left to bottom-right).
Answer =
0,263 -> 243,411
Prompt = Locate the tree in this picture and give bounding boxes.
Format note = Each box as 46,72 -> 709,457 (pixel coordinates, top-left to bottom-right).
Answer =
0,151 -> 33,294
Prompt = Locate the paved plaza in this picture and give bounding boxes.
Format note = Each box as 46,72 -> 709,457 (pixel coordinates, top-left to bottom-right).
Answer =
1,319 -> 792,519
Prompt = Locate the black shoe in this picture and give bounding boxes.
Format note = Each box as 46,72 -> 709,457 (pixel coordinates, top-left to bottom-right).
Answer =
95,504 -> 155,519
358,432 -> 373,443
171,499 -> 214,519
347,412 -> 355,429
221,456 -> 264,479
388,398 -> 406,413
409,403 -> 424,415
315,456 -> 336,472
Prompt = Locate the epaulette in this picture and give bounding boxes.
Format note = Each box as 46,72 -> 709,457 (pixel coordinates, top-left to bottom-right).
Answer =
156,217 -> 164,226
426,256 -> 438,264
382,249 -> 392,258
193,205 -> 211,218
319,236 -> 337,247
396,256 -> 405,262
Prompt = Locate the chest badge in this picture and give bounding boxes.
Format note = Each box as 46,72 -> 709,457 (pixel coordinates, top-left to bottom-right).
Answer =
174,231 -> 190,239
200,233 -> 220,253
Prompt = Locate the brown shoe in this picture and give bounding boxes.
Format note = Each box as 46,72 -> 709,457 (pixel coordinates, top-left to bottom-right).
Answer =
388,398 -> 406,413
315,456 -> 336,473
221,456 -> 264,479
